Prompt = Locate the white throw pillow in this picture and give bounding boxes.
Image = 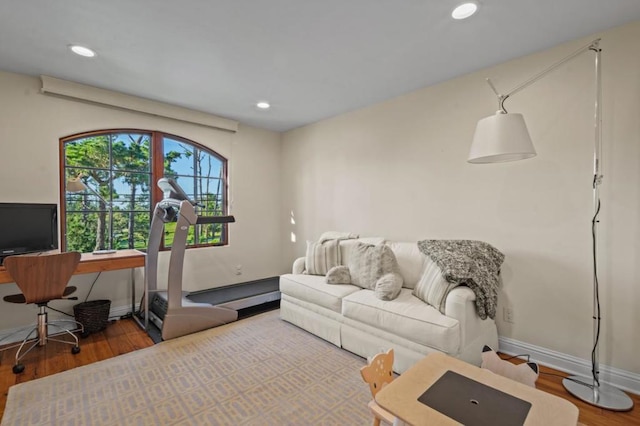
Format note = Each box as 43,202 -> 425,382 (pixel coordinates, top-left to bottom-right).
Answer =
412,257 -> 458,313
326,265 -> 351,284
348,243 -> 401,289
305,239 -> 340,275
375,272 -> 403,301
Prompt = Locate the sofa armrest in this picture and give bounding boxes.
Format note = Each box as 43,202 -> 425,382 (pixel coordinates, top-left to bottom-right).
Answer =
292,257 -> 306,274
444,286 -> 476,321
445,286 -> 490,359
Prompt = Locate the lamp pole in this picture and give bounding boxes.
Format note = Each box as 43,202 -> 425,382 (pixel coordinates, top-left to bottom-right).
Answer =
559,39 -> 631,412
85,184 -> 115,254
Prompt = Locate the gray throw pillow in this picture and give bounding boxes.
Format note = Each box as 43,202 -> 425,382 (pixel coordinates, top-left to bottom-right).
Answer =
326,265 -> 351,284
375,272 -> 403,300
305,239 -> 340,275
348,243 -> 401,289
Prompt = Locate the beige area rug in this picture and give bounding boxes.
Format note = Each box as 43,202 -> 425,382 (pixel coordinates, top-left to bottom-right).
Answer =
2,310 -> 373,426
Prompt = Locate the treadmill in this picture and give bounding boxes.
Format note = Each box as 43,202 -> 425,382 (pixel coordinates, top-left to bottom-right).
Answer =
141,177 -> 238,340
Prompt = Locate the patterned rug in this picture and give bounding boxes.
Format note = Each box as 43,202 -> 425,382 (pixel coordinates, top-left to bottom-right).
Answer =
1,310 -> 372,425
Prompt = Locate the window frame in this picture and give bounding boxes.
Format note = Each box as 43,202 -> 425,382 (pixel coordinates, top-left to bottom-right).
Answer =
59,128 -> 230,252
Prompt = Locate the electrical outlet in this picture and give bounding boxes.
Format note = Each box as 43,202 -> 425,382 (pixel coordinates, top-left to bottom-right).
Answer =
503,306 -> 514,323
235,264 -> 243,275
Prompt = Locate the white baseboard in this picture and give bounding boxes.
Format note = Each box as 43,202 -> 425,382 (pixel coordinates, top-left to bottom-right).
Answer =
499,336 -> 640,396
0,303 -> 138,346
109,303 -> 138,319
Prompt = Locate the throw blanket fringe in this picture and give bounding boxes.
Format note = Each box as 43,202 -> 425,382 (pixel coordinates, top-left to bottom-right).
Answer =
417,240 -> 504,320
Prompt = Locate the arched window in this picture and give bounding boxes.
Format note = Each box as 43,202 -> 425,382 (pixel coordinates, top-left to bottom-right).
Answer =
60,130 -> 228,253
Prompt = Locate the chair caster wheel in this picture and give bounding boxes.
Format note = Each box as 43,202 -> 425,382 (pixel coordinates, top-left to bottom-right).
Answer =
71,346 -> 81,355
12,364 -> 25,374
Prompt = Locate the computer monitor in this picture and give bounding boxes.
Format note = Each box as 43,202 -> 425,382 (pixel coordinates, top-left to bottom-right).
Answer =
0,203 -> 58,262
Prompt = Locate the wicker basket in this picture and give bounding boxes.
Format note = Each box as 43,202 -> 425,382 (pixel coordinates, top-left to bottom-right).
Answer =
73,300 -> 111,334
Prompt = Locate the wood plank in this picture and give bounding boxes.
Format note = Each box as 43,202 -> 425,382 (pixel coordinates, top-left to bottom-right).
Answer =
0,351 -> 15,421
126,328 -> 156,351
42,341 -> 73,376
106,335 -> 136,356
103,316 -> 135,338
70,333 -> 113,369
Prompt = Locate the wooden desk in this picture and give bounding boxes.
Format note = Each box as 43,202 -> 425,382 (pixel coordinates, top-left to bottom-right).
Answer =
0,249 -> 145,284
0,250 -> 145,318
376,352 -> 579,426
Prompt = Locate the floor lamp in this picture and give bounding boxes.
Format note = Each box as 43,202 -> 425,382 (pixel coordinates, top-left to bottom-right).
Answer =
468,38 -> 633,411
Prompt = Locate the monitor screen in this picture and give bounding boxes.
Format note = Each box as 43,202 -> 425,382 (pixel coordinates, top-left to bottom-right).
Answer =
0,203 -> 58,259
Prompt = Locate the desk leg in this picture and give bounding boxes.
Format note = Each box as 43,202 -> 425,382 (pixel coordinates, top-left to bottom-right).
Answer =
131,268 -> 135,318
131,267 -> 147,331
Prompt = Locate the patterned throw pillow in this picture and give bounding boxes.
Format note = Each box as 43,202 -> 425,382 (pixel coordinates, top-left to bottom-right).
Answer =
305,239 -> 340,275
348,243 -> 401,289
325,265 -> 351,284
412,257 -> 458,313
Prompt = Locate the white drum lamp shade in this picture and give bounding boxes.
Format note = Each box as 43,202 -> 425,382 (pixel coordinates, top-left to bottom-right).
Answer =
468,112 -> 537,163
66,175 -> 89,193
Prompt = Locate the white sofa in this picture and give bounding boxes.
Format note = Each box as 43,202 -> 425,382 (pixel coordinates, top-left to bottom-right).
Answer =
279,238 -> 499,373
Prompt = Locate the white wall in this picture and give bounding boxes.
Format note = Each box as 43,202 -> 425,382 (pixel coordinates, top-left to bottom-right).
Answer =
0,71 -> 284,330
281,21 -> 640,374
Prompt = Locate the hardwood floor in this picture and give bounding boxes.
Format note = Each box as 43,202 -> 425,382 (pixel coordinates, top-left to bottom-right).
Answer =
0,319 -> 638,425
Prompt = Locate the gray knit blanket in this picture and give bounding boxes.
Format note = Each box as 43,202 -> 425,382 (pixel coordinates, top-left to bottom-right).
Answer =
417,240 -> 504,320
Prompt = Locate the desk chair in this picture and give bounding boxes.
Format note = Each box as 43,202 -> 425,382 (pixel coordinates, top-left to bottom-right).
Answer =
0,252 -> 83,374
360,349 -> 397,426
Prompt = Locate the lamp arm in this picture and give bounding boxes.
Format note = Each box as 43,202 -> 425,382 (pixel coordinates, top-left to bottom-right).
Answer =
84,185 -> 105,204
487,38 -> 600,113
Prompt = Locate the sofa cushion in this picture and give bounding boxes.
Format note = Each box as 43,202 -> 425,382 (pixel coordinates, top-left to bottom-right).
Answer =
305,239 -> 340,275
280,273 -> 361,313
341,288 -> 460,353
386,242 -> 426,289
348,243 -> 401,289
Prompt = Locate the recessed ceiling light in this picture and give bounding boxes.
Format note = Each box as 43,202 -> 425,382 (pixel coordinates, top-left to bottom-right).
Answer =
69,45 -> 96,58
256,101 -> 271,110
452,2 -> 478,20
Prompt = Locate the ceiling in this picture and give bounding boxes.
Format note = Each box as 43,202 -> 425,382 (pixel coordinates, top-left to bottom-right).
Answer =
2,1 -> 640,132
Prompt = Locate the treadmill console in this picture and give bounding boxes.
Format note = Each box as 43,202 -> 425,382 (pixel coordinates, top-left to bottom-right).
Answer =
157,177 -> 195,204
156,177 -> 235,223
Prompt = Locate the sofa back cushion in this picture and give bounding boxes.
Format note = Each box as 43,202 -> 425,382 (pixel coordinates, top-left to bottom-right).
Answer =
386,241 -> 426,289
